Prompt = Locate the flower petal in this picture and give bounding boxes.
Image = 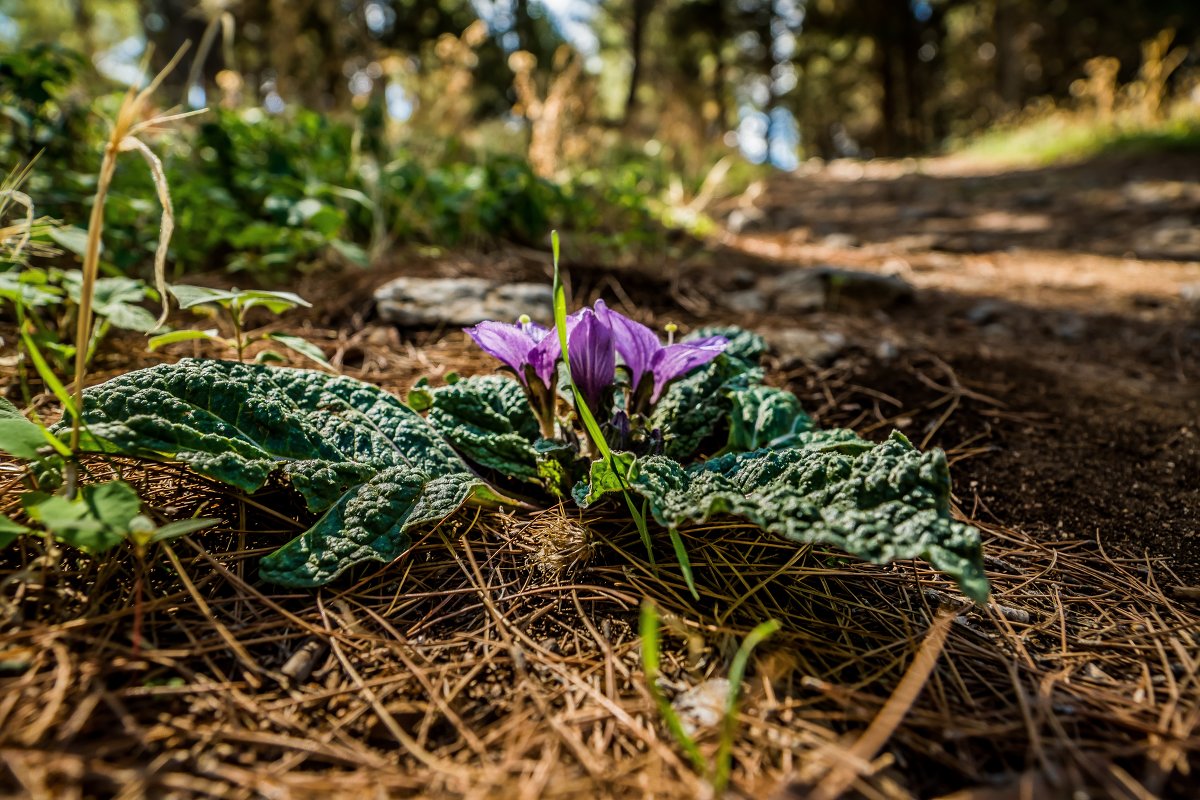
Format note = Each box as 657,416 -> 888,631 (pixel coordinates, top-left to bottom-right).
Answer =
595,299 -> 660,395
649,337 -> 728,402
567,308 -> 616,412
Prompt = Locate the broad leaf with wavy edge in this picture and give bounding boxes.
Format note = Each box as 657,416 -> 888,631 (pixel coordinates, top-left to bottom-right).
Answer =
576,431 -> 989,603
62,358 -> 472,585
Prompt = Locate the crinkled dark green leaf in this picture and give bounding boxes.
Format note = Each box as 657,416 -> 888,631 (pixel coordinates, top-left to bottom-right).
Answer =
260,467 -> 484,586
651,354 -> 764,460
426,375 -> 542,483
60,359 -> 476,585
578,431 -> 989,603
62,358 -> 460,511
723,385 -> 815,453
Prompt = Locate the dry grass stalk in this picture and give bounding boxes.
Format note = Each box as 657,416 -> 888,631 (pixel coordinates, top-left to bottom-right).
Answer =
1,326 -> 1198,799
68,44 -> 200,459
510,47 -> 583,179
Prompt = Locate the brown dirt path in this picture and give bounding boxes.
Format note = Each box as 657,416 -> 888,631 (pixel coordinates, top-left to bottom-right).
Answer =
713,151 -> 1200,579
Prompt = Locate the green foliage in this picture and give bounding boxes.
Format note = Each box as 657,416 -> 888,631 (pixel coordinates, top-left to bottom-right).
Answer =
0,397 -> 57,461
259,466 -> 485,586
722,385 -> 814,453
21,318 -> 986,599
2,43 -> 674,285
425,375 -> 542,483
0,515 -> 30,549
0,267 -> 160,372
651,328 -> 768,460
576,431 -> 989,604
60,358 -> 474,585
21,480 -> 141,554
153,285 -> 328,367
0,44 -> 87,163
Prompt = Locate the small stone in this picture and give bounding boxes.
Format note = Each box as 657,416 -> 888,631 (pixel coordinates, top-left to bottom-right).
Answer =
820,232 -> 859,248
767,328 -> 847,365
673,678 -> 732,738
817,267 -> 914,310
965,300 -> 1005,326
1053,313 -> 1087,342
1182,283 -> 1200,314
374,277 -> 553,327
762,270 -> 826,314
721,288 -> 768,314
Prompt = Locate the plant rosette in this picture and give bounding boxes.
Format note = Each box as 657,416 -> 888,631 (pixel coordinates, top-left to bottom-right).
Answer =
15,297 -> 988,603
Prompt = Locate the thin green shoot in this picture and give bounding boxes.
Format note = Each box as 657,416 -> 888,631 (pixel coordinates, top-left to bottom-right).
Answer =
639,601 -> 706,773
550,231 -> 697,599
713,618 -> 781,793
16,304 -> 76,421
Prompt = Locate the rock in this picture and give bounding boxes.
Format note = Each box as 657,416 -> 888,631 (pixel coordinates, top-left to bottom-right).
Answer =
1182,283 -> 1200,315
374,277 -> 553,327
875,339 -> 900,362
763,270 -> 826,313
672,678 -> 731,738
760,266 -> 914,314
965,300 -> 1005,326
721,288 -> 768,314
726,207 -> 767,234
1052,313 -> 1087,342
820,232 -> 859,248
767,328 -> 847,365
818,267 -> 914,310
1133,216 -> 1200,259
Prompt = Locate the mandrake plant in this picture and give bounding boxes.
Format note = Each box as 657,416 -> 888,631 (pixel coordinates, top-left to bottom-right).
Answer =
2,235 -> 988,604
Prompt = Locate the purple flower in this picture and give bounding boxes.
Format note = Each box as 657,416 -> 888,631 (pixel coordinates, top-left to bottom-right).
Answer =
464,317 -> 556,389
596,300 -> 728,405
526,307 -> 616,414
565,307 -> 616,413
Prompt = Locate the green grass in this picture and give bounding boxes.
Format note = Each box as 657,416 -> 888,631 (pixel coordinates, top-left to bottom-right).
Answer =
955,112 -> 1200,165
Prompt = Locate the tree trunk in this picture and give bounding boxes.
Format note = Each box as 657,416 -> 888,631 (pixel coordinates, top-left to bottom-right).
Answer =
624,0 -> 651,123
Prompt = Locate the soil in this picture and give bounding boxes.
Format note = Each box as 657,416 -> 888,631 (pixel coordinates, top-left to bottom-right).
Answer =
1,150 -> 1198,799
715,151 -> 1200,581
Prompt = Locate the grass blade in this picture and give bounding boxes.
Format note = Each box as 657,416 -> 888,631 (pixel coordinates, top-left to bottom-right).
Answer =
639,601 -> 706,772
550,231 -> 697,597
713,618 -> 781,793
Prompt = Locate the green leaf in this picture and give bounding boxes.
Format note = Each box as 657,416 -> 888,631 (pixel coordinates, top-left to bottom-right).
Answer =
62,359 -> 476,585
578,431 -> 990,604
148,329 -> 223,350
723,385 -> 816,453
572,451 -> 639,507
62,358 -> 461,509
48,225 -> 89,258
98,301 -> 159,333
259,467 -> 484,586
426,375 -> 541,483
18,325 -> 76,418
0,514 -> 30,549
253,349 -> 287,364
651,333 -> 767,461
22,480 -> 142,554
149,517 -> 221,543
169,284 -> 238,309
533,438 -> 583,498
0,397 -> 51,460
264,332 -> 332,369
170,285 -> 311,315
0,270 -> 61,307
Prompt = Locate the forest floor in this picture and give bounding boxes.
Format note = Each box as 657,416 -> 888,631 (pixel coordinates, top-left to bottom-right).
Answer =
1,150 -> 1198,799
